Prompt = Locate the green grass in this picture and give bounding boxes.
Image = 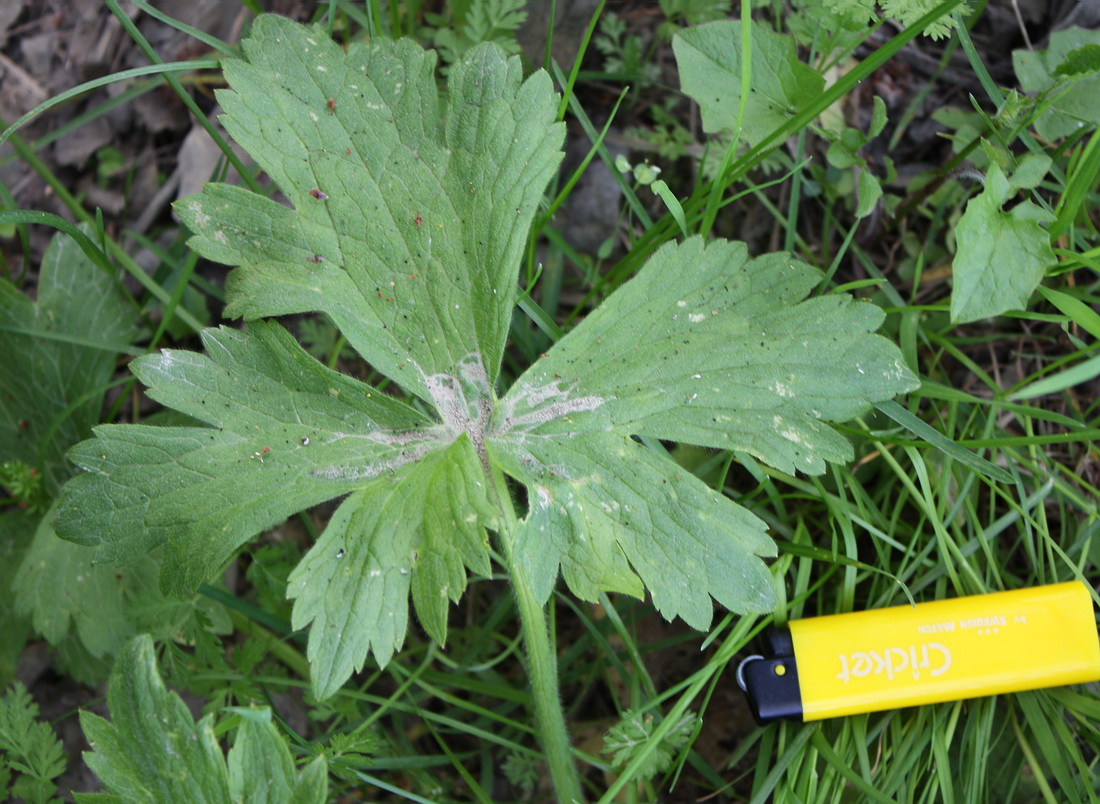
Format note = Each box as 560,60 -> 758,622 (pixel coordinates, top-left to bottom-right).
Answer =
0,0 -> 1097,802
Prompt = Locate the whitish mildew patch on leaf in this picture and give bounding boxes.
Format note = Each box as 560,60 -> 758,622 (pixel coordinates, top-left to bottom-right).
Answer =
418,353 -> 495,467
309,443 -> 439,483
492,376 -> 609,437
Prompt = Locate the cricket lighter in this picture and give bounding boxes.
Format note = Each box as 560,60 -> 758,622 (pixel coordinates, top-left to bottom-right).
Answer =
737,581 -> 1100,723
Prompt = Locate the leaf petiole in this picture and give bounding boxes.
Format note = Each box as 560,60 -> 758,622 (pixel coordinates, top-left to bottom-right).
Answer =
488,457 -> 584,804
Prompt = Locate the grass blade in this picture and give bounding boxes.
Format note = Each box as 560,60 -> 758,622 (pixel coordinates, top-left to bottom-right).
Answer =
873,399 -> 1014,483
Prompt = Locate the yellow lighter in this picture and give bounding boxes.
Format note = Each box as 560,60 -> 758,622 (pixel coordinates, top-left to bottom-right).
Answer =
737,581 -> 1100,723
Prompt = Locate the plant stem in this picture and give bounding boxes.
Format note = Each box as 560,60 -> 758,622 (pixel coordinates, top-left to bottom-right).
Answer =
489,459 -> 584,804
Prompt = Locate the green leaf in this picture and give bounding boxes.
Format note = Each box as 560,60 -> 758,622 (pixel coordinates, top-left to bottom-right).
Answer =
81,635 -> 326,804
660,0 -> 732,25
80,636 -> 229,803
228,710 -> 328,804
174,15 -> 563,403
869,95 -> 888,138
491,433 -> 774,628
11,502 -> 206,664
951,163 -> 1056,323
1011,154 -> 1052,190
0,226 -> 138,492
431,0 -> 528,64
492,237 -> 917,624
0,227 -> 169,674
287,436 -> 495,699
880,0 -> 967,39
1007,353 -> 1100,401
500,238 -> 917,475
820,0 -> 878,26
856,166 -> 883,219
13,507 -> 141,658
673,20 -> 824,146
651,179 -> 689,237
1052,43 -> 1100,77
1013,28 -> 1100,140
55,321 -> 439,594
872,400 -> 1013,483
57,17 -> 919,700
1037,285 -> 1100,341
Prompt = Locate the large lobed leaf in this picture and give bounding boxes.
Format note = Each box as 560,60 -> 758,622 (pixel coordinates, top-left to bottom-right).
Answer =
56,15 -> 919,699
497,238 -> 916,475
0,227 -> 181,673
492,237 -> 918,626
175,15 -> 564,401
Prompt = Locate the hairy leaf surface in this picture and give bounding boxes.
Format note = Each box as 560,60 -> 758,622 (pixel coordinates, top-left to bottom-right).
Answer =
491,433 -> 775,627
228,714 -> 329,804
498,238 -> 918,475
493,238 -> 917,623
81,636 -> 231,802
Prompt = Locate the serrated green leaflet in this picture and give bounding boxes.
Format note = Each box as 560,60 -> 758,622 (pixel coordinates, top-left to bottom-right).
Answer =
287,436 -> 496,698
57,321 -> 440,594
175,15 -> 563,402
57,16 -> 918,705
499,239 -> 918,476
80,635 -> 326,804
673,20 -> 824,145
603,708 -> 698,781
0,682 -> 66,801
491,433 -> 775,628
